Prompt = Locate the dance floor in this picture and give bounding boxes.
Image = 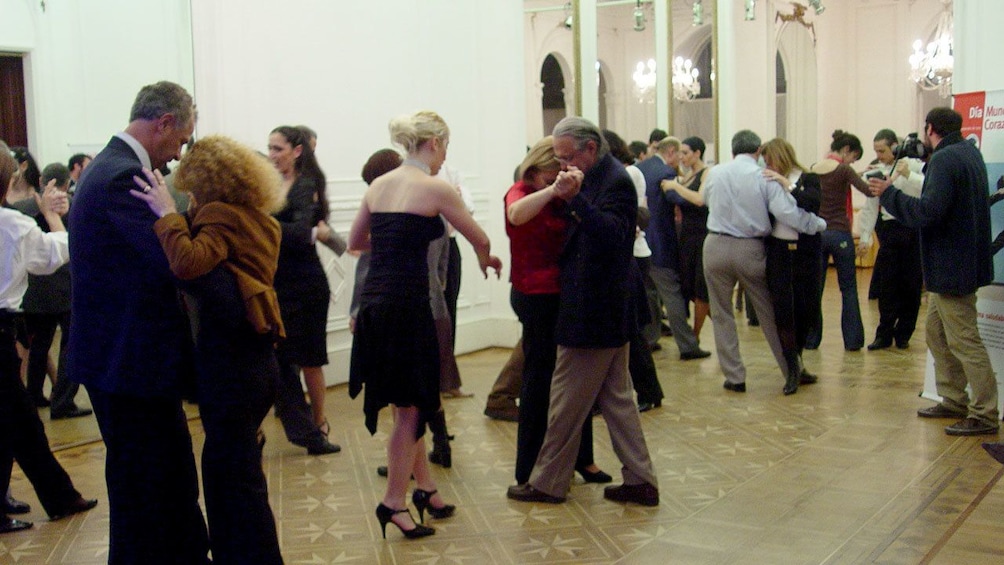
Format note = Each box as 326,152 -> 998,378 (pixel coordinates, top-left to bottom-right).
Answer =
5,269 -> 1004,564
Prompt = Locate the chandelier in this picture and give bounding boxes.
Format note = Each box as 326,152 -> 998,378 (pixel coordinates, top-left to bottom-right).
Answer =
672,57 -> 700,101
909,0 -> 953,96
632,58 -> 657,103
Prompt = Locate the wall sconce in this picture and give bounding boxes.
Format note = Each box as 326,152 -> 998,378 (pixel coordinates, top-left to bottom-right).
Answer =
633,0 -> 646,32
672,57 -> 701,101
808,0 -> 825,15
745,0 -> 756,21
563,2 -> 573,29
693,0 -> 703,26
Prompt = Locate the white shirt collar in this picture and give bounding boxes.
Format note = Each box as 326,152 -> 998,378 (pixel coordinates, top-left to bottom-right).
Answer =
114,132 -> 152,170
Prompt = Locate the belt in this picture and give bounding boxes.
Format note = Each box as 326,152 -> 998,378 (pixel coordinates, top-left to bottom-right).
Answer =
709,231 -> 762,240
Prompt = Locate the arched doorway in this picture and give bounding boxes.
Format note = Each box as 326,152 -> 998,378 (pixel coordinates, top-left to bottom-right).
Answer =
541,53 -> 567,135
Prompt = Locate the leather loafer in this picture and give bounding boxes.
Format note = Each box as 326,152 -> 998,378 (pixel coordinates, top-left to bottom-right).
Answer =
723,381 -> 746,393
603,483 -> 659,507
3,494 -> 30,515
945,417 -> 999,436
917,404 -> 967,419
306,439 -> 341,455
50,407 -> 93,420
483,406 -> 519,422
983,442 -> 1004,464
0,516 -> 33,533
867,338 -> 892,351
680,349 -> 711,361
49,497 -> 98,521
638,400 -> 662,413
506,483 -> 565,504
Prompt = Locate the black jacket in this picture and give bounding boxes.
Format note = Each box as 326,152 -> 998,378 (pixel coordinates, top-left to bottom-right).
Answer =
555,153 -> 638,348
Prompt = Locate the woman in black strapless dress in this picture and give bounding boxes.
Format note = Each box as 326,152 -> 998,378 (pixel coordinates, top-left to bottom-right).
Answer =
348,111 -> 501,540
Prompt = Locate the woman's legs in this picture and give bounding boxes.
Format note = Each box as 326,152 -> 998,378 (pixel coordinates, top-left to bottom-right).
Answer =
693,299 -> 710,339
384,406 -> 422,529
301,366 -> 327,431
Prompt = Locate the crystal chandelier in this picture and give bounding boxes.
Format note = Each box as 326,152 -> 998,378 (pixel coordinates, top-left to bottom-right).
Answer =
909,0 -> 953,97
672,57 -> 700,101
632,58 -> 657,103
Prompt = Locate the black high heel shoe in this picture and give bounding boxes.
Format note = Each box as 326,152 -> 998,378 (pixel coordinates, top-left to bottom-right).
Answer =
575,466 -> 613,484
375,503 -> 435,539
411,489 -> 456,523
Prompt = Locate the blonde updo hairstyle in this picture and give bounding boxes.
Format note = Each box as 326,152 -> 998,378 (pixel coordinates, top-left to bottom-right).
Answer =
174,135 -> 284,214
518,136 -> 560,182
388,110 -> 449,153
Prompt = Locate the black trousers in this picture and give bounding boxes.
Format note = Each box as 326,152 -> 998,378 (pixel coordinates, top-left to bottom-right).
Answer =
88,387 -> 211,565
873,220 -> 923,344
24,311 -> 81,413
0,317 -> 80,517
511,289 -> 594,484
273,349 -> 326,450
765,237 -> 797,352
197,338 -> 282,565
792,234 -> 822,353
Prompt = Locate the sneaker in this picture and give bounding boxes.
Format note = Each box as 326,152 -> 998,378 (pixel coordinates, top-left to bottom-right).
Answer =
945,417 -> 999,436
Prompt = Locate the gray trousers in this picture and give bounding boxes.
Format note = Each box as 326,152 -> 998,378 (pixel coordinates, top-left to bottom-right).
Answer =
529,344 -> 657,497
703,234 -> 788,385
650,266 -> 701,355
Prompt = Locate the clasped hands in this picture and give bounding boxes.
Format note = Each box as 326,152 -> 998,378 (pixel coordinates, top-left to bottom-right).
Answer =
552,167 -> 583,201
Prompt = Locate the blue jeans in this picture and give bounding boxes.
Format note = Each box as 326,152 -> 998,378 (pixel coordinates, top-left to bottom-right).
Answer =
808,230 -> 864,350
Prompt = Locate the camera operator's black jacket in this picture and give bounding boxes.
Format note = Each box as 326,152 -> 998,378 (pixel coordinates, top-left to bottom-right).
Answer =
879,131 -> 992,295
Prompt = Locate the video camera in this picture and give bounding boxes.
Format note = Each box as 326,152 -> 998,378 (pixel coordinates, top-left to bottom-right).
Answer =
893,133 -> 927,161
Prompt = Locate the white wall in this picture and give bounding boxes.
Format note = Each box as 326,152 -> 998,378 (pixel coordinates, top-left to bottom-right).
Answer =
190,0 -> 527,383
0,0 -> 194,167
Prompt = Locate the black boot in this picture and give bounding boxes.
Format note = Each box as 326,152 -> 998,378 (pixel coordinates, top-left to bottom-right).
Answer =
782,349 -> 801,396
428,409 -> 452,468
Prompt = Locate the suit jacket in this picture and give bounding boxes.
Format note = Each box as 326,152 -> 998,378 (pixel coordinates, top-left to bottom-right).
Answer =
67,136 -> 195,398
635,155 -> 685,270
555,153 -> 638,349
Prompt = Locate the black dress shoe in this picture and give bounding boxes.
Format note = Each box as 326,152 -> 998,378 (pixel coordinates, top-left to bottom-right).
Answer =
50,407 -> 93,420
637,400 -> 662,413
506,484 -> 565,503
982,442 -> 1004,464
306,439 -> 341,455
723,381 -> 746,393
0,516 -> 33,533
867,338 -> 892,351
799,370 -> 818,385
603,483 -> 659,507
3,494 -> 30,515
895,339 -> 910,349
680,349 -> 711,361
49,497 -> 97,521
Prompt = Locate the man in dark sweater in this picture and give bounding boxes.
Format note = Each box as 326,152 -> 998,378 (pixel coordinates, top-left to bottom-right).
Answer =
870,107 -> 998,436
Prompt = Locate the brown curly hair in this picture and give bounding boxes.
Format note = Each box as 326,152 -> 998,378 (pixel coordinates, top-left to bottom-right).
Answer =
174,135 -> 283,214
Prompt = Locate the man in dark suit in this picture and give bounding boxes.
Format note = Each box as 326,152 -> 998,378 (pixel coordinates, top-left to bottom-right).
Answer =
507,117 -> 658,507
68,81 -> 210,564
635,138 -> 709,360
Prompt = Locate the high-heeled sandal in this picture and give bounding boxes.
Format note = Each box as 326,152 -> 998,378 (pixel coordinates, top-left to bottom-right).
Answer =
375,503 -> 435,539
318,419 -> 330,437
411,489 -> 456,523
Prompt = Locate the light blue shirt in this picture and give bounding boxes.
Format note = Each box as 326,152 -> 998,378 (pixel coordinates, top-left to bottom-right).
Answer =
704,154 -> 825,238
114,131 -> 152,171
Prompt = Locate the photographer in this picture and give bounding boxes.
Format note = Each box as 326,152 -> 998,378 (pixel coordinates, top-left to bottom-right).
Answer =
858,130 -> 925,350
869,107 -> 997,437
